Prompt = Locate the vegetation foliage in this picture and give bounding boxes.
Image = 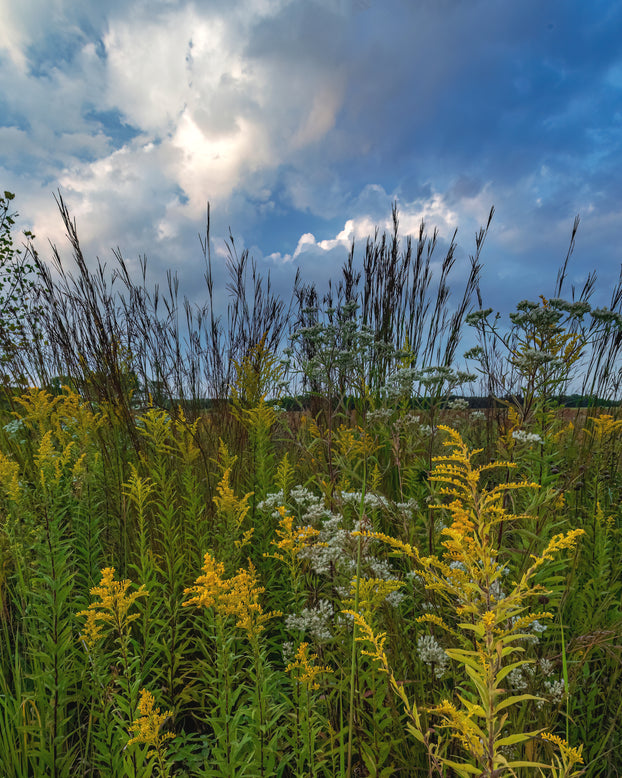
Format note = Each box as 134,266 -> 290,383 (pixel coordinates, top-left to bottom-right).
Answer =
0,193 -> 621,776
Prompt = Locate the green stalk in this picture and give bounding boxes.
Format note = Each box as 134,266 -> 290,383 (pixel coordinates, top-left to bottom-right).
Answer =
346,457 -> 367,777
560,620 -> 569,744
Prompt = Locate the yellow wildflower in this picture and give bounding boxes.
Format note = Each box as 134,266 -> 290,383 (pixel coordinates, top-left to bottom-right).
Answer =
541,731 -> 584,766
182,552 -> 227,610
286,642 -> 333,691
0,452 -> 20,501
265,506 -> 321,564
77,567 -> 148,648
127,688 -> 174,750
482,610 -> 496,631
183,553 -> 280,638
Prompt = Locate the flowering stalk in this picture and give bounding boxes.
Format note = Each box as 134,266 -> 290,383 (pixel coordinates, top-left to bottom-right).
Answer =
287,641 -> 333,776
183,552 -> 281,775
346,426 -> 585,776
127,688 -> 174,778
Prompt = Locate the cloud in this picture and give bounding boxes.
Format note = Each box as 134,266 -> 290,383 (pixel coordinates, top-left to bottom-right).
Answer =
0,0 -> 620,323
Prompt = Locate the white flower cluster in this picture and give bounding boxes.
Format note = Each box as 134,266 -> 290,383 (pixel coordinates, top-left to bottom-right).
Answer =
366,408 -> 393,424
261,484 -> 406,611
258,485 -> 335,526
539,658 -> 554,677
395,498 -> 420,520
417,634 -> 449,679
285,599 -> 334,642
298,515 -> 353,576
339,491 -> 391,511
512,430 -> 543,446
470,410 -> 486,421
544,678 -> 565,703
281,641 -> 295,664
3,418 -> 27,444
446,398 -> 470,411
391,412 -> 420,434
383,589 -> 405,608
507,668 -> 528,691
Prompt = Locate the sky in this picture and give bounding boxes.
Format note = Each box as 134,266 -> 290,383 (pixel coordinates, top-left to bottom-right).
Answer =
1,0 -> 621,323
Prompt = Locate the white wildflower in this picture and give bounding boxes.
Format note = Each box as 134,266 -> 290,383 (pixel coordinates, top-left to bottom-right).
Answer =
544,678 -> 565,703
282,641 -> 295,664
417,634 -> 449,679
285,599 -> 334,642
539,658 -> 554,677
367,408 -> 393,424
384,589 -> 405,608
512,430 -> 543,445
507,668 -> 528,691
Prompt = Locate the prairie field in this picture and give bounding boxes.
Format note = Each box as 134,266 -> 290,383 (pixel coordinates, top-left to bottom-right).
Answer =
1,194 -> 622,776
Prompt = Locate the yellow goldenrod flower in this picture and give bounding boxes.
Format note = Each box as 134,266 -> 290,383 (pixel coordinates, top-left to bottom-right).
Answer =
183,553 -> 280,639
127,688 -> 174,750
266,506 -> 321,563
213,468 -> 253,533
77,567 -> 148,648
541,731 -> 584,766
182,552 -> 227,610
286,642 -> 333,691
0,452 -> 20,501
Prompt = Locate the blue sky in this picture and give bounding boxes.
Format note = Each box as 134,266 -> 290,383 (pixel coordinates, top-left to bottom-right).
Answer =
1,0 -> 621,319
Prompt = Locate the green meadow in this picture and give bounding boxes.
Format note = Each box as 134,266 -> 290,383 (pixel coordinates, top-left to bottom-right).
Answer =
1,192 -> 622,776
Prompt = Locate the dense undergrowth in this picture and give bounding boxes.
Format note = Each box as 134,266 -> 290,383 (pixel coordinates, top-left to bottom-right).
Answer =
0,192 -> 622,776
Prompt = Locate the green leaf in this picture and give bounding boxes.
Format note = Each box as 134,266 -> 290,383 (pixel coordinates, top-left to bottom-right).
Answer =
495,658 -> 532,684
441,757 -> 483,775
406,723 -> 425,744
457,621 -> 485,637
496,728 -> 542,747
505,760 -> 550,769
495,693 -> 542,713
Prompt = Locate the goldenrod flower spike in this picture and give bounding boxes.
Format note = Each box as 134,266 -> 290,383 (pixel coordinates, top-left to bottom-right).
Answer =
183,552 -> 280,639
76,567 -> 148,648
0,452 -> 20,501
127,688 -> 174,750
182,552 -> 227,610
286,642 -> 333,691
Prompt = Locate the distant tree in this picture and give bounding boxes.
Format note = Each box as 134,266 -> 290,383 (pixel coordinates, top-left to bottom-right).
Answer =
0,190 -> 42,385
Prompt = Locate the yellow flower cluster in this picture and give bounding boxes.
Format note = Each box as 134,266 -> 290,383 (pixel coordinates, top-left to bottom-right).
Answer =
77,567 -> 148,648
15,385 -> 102,445
266,506 -> 321,564
334,424 -> 378,460
35,430 -> 78,489
584,413 -> 622,441
286,642 -> 333,691
432,698 -> 486,758
541,731 -> 584,768
183,552 -> 279,638
213,468 -> 253,533
343,576 -> 403,621
0,452 -> 20,501
127,688 -> 174,750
